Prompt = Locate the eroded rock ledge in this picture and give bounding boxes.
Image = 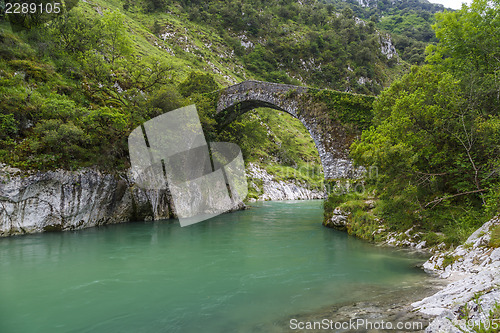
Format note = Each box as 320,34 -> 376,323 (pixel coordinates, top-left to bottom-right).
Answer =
0,165 -> 171,236
246,163 -> 324,201
0,164 -> 244,236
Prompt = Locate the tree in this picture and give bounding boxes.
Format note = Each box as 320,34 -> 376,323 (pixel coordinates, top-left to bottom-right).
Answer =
101,10 -> 133,66
144,0 -> 166,13
351,65 -> 494,209
350,1 -> 500,236
49,7 -> 103,55
426,0 -> 500,115
0,114 -> 18,140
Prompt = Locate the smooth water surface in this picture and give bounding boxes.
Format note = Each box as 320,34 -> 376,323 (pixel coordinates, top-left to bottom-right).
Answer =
0,201 -> 429,332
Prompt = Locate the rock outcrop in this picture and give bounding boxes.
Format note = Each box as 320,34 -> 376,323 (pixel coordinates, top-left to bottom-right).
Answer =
0,164 -> 244,236
384,227 -> 429,250
379,33 -> 398,59
323,207 -> 348,230
0,165 -> 170,236
412,217 -> 500,332
246,163 -> 324,201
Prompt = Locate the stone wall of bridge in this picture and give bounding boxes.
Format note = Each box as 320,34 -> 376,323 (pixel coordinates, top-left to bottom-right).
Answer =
214,80 -> 374,180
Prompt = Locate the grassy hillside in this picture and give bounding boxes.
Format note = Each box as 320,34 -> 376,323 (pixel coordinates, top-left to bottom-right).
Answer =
0,0 -> 413,173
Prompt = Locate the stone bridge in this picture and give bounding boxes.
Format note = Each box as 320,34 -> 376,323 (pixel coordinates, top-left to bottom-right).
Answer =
213,80 -> 375,180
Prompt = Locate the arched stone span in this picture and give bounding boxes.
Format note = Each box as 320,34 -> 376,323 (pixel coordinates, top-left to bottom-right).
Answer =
215,80 -> 371,180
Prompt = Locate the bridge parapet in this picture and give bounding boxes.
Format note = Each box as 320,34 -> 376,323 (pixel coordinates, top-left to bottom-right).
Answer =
217,80 -> 306,114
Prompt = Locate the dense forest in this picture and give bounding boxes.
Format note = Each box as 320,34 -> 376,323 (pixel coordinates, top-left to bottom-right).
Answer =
328,0 -> 446,64
325,0 -> 500,246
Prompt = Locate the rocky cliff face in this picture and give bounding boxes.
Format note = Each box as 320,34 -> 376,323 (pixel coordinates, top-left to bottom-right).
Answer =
0,165 -> 172,236
0,159 -> 320,236
379,33 -> 398,60
246,163 -> 324,201
0,164 -> 244,236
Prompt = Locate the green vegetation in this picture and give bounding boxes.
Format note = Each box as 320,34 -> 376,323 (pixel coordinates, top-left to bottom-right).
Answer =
477,303 -> 500,333
5,0 -> 496,246
442,254 -> 462,268
173,0 -> 401,93
218,108 -> 325,194
3,0 -> 80,32
378,12 -> 435,64
325,0 -> 500,246
456,298 -> 500,333
305,88 -> 375,130
327,0 -> 445,64
0,8 -> 179,170
489,225 -> 500,248
0,0 -> 408,172
323,180 -> 384,241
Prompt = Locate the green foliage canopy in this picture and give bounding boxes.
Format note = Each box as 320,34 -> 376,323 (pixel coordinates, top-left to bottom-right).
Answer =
348,0 -> 500,243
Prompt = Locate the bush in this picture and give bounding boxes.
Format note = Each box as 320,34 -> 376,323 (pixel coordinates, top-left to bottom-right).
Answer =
489,225 -> 500,248
0,113 -> 18,139
178,72 -> 219,97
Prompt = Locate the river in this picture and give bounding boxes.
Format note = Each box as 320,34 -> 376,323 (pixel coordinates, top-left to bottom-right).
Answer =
0,200 -> 433,332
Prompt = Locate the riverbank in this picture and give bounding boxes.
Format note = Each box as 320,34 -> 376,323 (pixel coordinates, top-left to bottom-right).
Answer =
277,263 -> 443,333
0,164 -> 244,236
0,157 -> 326,236
0,160 -> 322,237
368,216 -> 500,333
324,195 -> 500,332
412,216 -> 500,333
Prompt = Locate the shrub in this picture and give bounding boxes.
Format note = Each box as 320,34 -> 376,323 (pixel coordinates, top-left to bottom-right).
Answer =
489,225 -> 500,248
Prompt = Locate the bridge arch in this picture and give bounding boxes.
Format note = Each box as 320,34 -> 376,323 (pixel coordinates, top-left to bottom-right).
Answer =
215,80 -> 370,180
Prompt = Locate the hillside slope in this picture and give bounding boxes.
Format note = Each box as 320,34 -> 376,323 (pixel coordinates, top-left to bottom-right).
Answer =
0,0 -> 451,205
0,0 -> 412,172
327,0 -> 447,64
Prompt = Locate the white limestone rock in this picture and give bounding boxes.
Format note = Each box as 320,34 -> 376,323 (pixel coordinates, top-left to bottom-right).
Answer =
325,207 -> 348,229
0,164 -> 245,236
412,217 -> 500,332
379,33 -> 398,59
246,163 -> 324,201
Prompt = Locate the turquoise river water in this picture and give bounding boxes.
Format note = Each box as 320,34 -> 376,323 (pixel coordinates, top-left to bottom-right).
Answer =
0,200 -> 430,333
